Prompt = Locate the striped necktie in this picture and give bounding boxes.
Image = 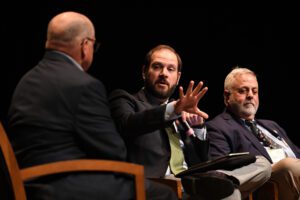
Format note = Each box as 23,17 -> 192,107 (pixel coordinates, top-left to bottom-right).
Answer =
245,120 -> 274,148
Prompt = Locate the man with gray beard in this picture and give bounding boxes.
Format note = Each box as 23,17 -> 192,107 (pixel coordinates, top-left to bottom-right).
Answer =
206,67 -> 300,200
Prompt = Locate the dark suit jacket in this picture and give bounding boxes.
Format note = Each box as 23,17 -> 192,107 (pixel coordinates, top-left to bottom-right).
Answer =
109,88 -> 209,178
206,109 -> 300,163
7,51 -> 134,200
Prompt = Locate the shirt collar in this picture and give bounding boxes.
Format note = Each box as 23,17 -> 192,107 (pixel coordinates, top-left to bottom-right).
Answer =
52,50 -> 84,71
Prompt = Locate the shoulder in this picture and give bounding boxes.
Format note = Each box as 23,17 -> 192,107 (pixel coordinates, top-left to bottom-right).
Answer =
108,89 -> 141,108
257,119 -> 277,124
110,89 -> 131,97
206,112 -> 243,134
109,89 -> 134,101
257,119 -> 282,129
206,112 -> 229,126
71,73 -> 106,94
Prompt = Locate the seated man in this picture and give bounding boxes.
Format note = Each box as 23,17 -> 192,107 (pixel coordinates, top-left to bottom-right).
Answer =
206,67 -> 300,200
7,12 -> 176,200
109,45 -> 272,200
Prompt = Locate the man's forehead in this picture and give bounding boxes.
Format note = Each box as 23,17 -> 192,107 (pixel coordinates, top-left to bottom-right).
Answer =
151,50 -> 178,66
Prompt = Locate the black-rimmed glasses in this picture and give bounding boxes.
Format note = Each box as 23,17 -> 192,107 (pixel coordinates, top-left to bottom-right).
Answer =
85,37 -> 101,53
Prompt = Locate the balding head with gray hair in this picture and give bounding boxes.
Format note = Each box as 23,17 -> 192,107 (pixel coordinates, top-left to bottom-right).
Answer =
224,67 -> 257,91
45,11 -> 96,71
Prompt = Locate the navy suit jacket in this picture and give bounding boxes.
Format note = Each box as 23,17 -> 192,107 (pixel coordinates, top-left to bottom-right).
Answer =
7,51 -> 134,200
109,88 -> 209,178
206,109 -> 300,163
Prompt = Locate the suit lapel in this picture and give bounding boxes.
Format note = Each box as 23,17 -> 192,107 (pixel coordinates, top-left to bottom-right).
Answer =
256,120 -> 281,139
256,120 -> 300,157
222,111 -> 272,161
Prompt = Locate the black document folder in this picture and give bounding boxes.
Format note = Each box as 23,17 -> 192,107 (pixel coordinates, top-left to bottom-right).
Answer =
176,152 -> 256,178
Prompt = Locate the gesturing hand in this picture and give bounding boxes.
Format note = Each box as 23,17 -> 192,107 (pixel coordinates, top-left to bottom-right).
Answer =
174,80 -> 209,119
181,111 -> 205,127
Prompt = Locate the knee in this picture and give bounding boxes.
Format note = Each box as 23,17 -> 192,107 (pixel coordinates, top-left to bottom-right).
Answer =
256,156 -> 272,180
272,157 -> 299,172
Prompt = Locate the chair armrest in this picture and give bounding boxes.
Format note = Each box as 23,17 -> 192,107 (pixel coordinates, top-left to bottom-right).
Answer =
150,177 -> 182,200
21,159 -> 145,200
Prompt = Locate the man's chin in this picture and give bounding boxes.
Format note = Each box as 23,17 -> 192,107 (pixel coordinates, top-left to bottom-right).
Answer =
242,108 -> 256,116
151,89 -> 169,99
155,92 -> 169,99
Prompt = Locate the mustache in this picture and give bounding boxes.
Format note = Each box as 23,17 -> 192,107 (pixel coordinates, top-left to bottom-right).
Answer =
155,78 -> 169,86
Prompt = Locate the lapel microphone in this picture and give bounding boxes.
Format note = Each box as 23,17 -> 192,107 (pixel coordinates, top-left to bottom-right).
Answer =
178,117 -> 195,137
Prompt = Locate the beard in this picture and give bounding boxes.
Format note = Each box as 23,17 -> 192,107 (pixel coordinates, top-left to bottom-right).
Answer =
230,100 -> 258,118
144,78 -> 177,100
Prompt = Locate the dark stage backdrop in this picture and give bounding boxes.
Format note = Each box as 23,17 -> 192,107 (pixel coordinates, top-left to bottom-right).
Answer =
1,2 -> 298,145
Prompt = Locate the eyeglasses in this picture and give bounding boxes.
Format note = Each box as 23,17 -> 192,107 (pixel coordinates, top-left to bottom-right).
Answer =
84,37 -> 101,53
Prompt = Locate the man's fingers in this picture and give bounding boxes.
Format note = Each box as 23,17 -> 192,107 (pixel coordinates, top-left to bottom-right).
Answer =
178,86 -> 184,98
186,80 -> 195,95
191,81 -> 204,95
196,87 -> 208,100
181,111 -> 187,122
196,110 -> 209,119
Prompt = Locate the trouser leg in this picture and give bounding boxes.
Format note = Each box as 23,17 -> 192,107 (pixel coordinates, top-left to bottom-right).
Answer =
218,156 -> 272,199
271,158 -> 300,200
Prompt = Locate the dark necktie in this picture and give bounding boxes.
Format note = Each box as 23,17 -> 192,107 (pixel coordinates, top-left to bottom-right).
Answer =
245,120 -> 274,148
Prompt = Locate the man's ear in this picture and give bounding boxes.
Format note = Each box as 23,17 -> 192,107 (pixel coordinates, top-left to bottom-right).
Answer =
176,72 -> 181,85
142,65 -> 146,80
80,40 -> 88,70
81,39 -> 88,54
224,90 -> 230,105
224,90 -> 230,98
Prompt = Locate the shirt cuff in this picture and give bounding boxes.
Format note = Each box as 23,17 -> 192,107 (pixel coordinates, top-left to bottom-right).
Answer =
165,101 -> 181,121
194,126 -> 207,140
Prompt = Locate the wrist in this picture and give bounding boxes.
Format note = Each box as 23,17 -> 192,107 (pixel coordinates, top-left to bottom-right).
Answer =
173,101 -> 182,115
192,123 -> 205,129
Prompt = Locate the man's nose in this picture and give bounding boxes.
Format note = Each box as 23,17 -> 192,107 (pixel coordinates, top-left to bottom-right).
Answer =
159,67 -> 169,76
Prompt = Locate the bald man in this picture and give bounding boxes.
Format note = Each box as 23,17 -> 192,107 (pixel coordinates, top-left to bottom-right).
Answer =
7,11 -> 177,200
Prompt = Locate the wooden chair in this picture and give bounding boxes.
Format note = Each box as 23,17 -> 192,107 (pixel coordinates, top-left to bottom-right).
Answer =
0,122 -> 145,200
249,180 -> 279,200
150,177 -> 183,200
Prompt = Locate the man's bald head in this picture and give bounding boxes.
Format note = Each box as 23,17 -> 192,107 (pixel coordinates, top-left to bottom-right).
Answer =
45,11 -> 96,71
46,11 -> 94,51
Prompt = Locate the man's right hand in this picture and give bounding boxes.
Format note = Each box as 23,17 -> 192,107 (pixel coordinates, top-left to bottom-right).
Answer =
174,80 -> 209,119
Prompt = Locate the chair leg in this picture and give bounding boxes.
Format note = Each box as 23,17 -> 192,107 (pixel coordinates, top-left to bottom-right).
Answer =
150,178 -> 182,200
250,180 -> 279,200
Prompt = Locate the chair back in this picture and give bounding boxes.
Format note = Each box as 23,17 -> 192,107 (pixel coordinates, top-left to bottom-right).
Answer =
0,121 -> 146,200
0,151 -> 14,200
0,122 -> 27,200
